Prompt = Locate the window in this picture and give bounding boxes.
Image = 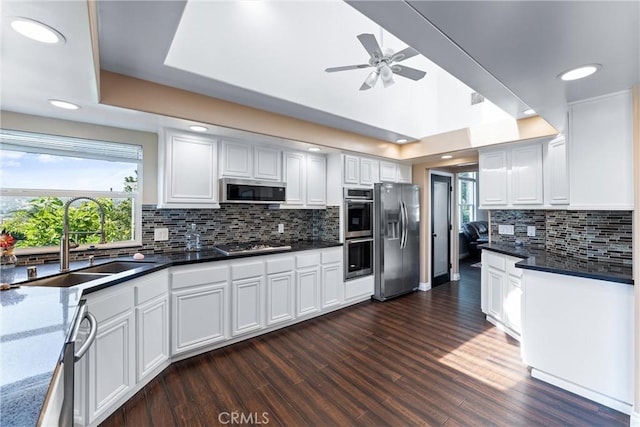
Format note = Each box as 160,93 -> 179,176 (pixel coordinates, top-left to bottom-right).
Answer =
0,130 -> 142,253
458,171 -> 477,228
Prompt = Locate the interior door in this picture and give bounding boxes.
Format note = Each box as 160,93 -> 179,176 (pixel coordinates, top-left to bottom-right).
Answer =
431,175 -> 451,286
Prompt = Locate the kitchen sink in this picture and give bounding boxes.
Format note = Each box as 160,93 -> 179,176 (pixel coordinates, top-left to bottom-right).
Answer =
22,272 -> 111,288
80,261 -> 154,274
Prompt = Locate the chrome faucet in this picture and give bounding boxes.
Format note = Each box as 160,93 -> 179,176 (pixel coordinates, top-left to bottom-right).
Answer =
60,197 -> 106,272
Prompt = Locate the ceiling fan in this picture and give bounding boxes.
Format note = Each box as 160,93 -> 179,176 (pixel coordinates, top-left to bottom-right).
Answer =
325,33 -> 427,91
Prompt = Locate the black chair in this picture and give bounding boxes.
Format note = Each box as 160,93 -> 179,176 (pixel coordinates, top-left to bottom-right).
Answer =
461,221 -> 489,259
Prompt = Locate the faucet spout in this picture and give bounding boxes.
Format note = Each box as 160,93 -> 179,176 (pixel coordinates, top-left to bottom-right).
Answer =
60,197 -> 106,272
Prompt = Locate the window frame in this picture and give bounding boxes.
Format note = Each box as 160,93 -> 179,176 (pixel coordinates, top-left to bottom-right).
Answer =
0,134 -> 143,255
457,172 -> 478,228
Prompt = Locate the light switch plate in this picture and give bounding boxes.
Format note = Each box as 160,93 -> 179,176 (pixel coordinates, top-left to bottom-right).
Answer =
154,228 -> 169,241
498,225 -> 515,235
527,226 -> 536,237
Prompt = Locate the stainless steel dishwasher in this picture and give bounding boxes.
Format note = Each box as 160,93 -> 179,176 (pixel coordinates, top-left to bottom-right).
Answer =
59,299 -> 97,426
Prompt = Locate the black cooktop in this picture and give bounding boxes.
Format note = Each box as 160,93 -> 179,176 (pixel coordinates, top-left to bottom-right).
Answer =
213,242 -> 292,256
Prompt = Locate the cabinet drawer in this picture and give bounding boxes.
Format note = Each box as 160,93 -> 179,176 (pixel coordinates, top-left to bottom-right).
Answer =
484,251 -> 506,271
231,261 -> 264,280
321,248 -> 342,264
171,264 -> 229,289
135,271 -> 169,305
266,256 -> 295,274
296,252 -> 321,269
85,286 -> 134,323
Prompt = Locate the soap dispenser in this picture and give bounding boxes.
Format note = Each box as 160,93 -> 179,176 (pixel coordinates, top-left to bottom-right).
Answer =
185,223 -> 201,252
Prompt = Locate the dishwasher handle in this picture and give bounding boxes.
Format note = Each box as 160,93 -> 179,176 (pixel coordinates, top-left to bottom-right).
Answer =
74,311 -> 97,362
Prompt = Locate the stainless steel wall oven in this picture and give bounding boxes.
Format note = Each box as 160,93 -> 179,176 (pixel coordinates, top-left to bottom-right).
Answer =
344,188 -> 374,280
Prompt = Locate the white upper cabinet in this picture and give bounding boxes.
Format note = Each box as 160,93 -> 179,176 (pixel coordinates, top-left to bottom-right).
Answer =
306,154 -> 327,206
158,129 -> 218,208
510,143 -> 543,205
359,157 -> 378,186
220,140 -> 252,178
544,135 -> 569,205
343,155 -> 360,185
397,163 -> 412,183
479,149 -> 509,207
568,91 -> 633,210
220,140 -> 283,181
283,151 -> 306,205
254,146 -> 282,181
379,161 -> 398,182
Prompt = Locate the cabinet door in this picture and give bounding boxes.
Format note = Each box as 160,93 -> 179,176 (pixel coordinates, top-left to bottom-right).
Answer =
569,91 -> 633,209
321,263 -> 342,309
162,131 -> 218,206
136,296 -> 169,382
361,157 -> 378,185
171,283 -> 227,354
397,163 -> 412,183
254,146 -> 282,181
486,266 -> 504,321
284,152 -> 305,205
546,136 -> 569,205
266,271 -> 295,326
344,155 -> 360,185
88,310 -> 135,423
297,267 -> 320,316
379,161 -> 398,182
511,143 -> 543,205
221,140 -> 252,178
479,150 -> 508,206
232,277 -> 263,336
504,276 -> 522,335
306,155 -> 326,206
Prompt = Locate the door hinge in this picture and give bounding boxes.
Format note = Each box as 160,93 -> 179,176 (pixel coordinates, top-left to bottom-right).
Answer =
449,263 -> 452,269
449,224 -> 452,231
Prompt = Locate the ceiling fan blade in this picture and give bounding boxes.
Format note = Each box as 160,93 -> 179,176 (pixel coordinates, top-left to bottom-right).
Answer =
392,65 -> 427,81
391,47 -> 419,63
357,33 -> 382,59
325,64 -> 370,72
359,82 -> 373,91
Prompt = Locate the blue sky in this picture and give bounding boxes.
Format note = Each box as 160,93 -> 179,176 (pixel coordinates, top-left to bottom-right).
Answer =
0,150 -> 137,192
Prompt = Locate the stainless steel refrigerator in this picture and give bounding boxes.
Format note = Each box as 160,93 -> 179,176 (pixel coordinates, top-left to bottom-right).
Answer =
373,182 -> 420,301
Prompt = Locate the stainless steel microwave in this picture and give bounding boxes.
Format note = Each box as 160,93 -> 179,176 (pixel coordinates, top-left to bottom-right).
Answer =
220,178 -> 286,203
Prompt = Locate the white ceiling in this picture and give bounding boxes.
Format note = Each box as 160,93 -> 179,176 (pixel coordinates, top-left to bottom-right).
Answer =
0,1 -> 638,149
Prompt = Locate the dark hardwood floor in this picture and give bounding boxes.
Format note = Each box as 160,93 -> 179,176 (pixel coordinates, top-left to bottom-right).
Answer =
101,260 -> 629,426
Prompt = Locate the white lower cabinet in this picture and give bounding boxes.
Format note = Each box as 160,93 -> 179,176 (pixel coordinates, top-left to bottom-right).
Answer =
231,261 -> 264,336
171,264 -> 229,355
481,250 -> 524,340
265,256 -> 295,326
321,249 -> 343,309
296,252 -> 321,317
83,285 -> 136,424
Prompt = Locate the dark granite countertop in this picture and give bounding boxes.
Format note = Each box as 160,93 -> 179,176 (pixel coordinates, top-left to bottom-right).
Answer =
0,240 -> 341,426
480,243 -> 633,285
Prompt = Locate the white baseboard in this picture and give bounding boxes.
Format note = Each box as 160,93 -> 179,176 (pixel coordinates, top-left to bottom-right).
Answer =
631,409 -> 640,427
418,282 -> 431,291
451,273 -> 460,281
531,368 -> 633,415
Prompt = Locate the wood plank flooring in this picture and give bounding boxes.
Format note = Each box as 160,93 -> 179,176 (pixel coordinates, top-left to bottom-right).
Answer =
101,262 -> 630,426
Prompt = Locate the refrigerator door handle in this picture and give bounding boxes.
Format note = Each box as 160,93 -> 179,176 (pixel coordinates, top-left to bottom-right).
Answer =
400,201 -> 408,249
398,201 -> 405,249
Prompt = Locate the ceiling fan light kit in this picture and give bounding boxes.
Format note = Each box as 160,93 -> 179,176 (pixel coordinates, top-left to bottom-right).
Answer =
325,32 -> 426,91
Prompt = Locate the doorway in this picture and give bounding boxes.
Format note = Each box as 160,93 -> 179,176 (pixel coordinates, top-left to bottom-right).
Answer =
431,174 -> 451,287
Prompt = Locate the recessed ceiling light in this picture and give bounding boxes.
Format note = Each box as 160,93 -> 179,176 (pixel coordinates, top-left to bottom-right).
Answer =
10,17 -> 65,44
308,147 -> 320,152
558,64 -> 601,81
49,99 -> 79,110
396,138 -> 408,143
189,125 -> 208,132
441,155 -> 453,159
523,108 -> 536,115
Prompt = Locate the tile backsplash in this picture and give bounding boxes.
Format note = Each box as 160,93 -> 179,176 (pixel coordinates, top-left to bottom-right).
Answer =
491,210 -> 632,265
18,204 -> 340,266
